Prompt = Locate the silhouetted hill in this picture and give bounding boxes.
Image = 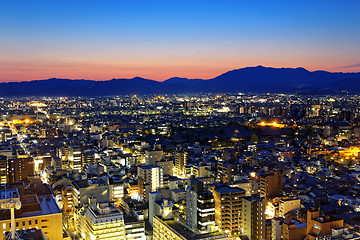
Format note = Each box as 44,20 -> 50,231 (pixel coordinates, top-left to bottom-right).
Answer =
1,66 -> 360,96
206,66 -> 360,92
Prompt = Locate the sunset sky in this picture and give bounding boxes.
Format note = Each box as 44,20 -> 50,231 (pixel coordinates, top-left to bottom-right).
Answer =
1,0 -> 360,82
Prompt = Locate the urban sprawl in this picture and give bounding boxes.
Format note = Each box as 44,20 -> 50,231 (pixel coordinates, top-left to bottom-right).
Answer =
0,94 -> 359,240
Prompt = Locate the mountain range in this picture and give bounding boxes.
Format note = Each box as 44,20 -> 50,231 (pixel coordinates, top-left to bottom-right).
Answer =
1,66 -> 360,96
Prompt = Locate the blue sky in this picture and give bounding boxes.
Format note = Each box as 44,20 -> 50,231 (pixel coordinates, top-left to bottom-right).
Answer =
0,0 -> 359,81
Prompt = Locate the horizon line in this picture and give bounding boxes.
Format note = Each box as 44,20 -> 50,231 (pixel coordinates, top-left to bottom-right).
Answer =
1,65 -> 359,84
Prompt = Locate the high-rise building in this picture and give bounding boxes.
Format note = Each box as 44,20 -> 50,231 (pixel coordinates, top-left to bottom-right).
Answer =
0,155 -> 7,185
271,217 -> 283,240
137,165 -> 163,202
186,176 -> 215,233
69,145 -> 82,170
214,186 -> 246,234
260,171 -> 283,199
8,157 -> 34,183
174,149 -> 187,177
242,195 -> 266,240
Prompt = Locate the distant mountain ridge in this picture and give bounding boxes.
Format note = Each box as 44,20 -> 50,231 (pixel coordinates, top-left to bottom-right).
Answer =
1,66 -> 360,96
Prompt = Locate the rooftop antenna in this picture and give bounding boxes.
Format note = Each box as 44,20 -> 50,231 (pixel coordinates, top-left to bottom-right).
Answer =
1,122 -> 22,240
1,197 -> 21,240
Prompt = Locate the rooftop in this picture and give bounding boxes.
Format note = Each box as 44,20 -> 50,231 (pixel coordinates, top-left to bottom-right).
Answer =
163,218 -> 226,240
214,186 -> 246,194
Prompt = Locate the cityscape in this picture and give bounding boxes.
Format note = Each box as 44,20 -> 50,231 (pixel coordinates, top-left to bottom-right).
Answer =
1,1 -> 360,240
0,94 -> 360,239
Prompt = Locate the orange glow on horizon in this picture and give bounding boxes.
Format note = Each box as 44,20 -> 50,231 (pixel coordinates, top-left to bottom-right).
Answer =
1,58 -> 359,83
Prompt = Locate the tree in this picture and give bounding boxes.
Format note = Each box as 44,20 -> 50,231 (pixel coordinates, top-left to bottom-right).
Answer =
250,133 -> 259,143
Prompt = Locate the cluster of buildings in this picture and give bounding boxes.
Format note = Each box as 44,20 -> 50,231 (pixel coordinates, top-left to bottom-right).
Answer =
0,94 -> 360,239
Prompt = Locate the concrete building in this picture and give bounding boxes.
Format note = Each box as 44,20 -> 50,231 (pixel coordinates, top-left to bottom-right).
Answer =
8,157 -> 34,183
230,180 -> 252,196
156,159 -> 174,176
174,150 -> 187,177
138,165 -> 163,202
242,195 -> 266,240
109,178 -> 124,203
83,202 -> 125,240
260,171 -> 283,199
282,218 -> 307,240
153,216 -> 228,240
306,209 -> 343,240
145,145 -> 163,165
279,198 -> 300,217
214,186 -> 246,234
271,217 -> 283,240
217,161 -> 239,183
124,215 -> 146,240
170,189 -> 186,203
186,177 -> 215,233
0,155 -> 7,185
71,179 -> 110,209
69,145 -> 82,170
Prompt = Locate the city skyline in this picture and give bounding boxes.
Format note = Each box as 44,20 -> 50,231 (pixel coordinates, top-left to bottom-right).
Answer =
1,0 -> 360,82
